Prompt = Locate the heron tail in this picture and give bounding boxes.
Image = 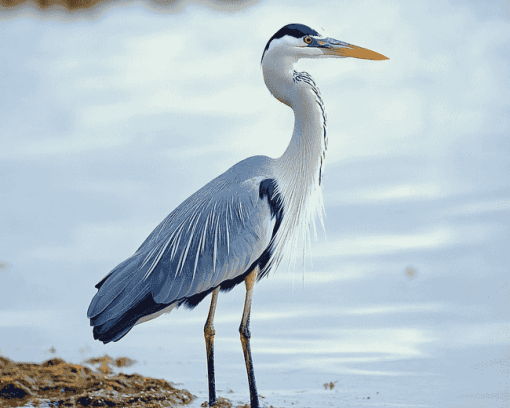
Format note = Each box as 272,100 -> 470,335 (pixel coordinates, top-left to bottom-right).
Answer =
87,255 -> 172,344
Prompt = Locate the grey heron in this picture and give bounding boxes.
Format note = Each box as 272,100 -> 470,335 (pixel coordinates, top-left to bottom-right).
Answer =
87,23 -> 388,408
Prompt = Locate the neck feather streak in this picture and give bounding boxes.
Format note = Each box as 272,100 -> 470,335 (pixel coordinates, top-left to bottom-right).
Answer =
271,70 -> 327,271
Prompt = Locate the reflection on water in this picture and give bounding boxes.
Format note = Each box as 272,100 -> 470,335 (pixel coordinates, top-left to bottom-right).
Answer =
3,187 -> 509,407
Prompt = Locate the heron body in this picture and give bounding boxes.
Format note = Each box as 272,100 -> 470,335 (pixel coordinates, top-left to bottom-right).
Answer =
87,23 -> 388,407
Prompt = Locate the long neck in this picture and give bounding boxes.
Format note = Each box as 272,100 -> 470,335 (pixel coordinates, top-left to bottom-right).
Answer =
279,71 -> 327,178
262,55 -> 327,183
262,56 -> 327,268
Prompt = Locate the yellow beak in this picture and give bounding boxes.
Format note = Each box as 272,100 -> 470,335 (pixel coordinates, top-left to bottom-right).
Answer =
323,42 -> 389,60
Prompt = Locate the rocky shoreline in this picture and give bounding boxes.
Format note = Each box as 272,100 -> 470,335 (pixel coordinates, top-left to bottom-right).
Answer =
0,354 -> 195,407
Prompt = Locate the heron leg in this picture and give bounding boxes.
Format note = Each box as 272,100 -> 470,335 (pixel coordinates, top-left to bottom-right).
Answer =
239,267 -> 260,408
204,287 -> 220,407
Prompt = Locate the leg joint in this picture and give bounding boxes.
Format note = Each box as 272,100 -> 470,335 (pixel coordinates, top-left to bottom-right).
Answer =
204,324 -> 215,337
239,324 -> 251,340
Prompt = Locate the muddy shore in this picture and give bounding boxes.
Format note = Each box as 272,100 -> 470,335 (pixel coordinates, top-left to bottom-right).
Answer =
0,354 -> 198,407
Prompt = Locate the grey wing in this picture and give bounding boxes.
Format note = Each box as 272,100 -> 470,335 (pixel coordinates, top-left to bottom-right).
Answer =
88,172 -> 274,327
142,175 -> 275,304
87,155 -> 281,344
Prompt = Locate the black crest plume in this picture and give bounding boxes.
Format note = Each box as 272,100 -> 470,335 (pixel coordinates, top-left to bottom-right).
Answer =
261,23 -> 320,62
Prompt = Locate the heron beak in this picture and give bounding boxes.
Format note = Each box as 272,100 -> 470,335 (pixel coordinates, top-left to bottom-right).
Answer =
321,38 -> 389,60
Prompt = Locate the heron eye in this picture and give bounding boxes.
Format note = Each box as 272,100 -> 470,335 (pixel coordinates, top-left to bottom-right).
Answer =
304,36 -> 313,44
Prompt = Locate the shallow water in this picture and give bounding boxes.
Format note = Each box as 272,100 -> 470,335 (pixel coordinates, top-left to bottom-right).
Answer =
4,187 -> 509,407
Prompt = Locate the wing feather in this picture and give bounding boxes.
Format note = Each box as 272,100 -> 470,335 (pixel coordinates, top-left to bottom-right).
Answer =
147,176 -> 274,304
87,156 -> 278,340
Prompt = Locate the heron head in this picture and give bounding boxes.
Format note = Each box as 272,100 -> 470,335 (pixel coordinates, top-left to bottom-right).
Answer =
261,23 -> 389,64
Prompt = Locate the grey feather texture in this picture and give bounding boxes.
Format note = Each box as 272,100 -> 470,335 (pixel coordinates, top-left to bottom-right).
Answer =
86,24 -> 345,345
87,155 -> 276,332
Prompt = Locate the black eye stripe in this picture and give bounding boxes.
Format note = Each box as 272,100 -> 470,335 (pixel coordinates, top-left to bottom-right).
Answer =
262,23 -> 321,62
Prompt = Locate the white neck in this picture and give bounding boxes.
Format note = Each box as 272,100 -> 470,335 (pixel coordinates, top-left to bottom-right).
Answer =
262,52 -> 327,269
262,51 -> 296,107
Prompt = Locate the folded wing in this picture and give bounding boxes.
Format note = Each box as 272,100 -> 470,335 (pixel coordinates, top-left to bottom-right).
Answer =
87,158 -> 278,343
